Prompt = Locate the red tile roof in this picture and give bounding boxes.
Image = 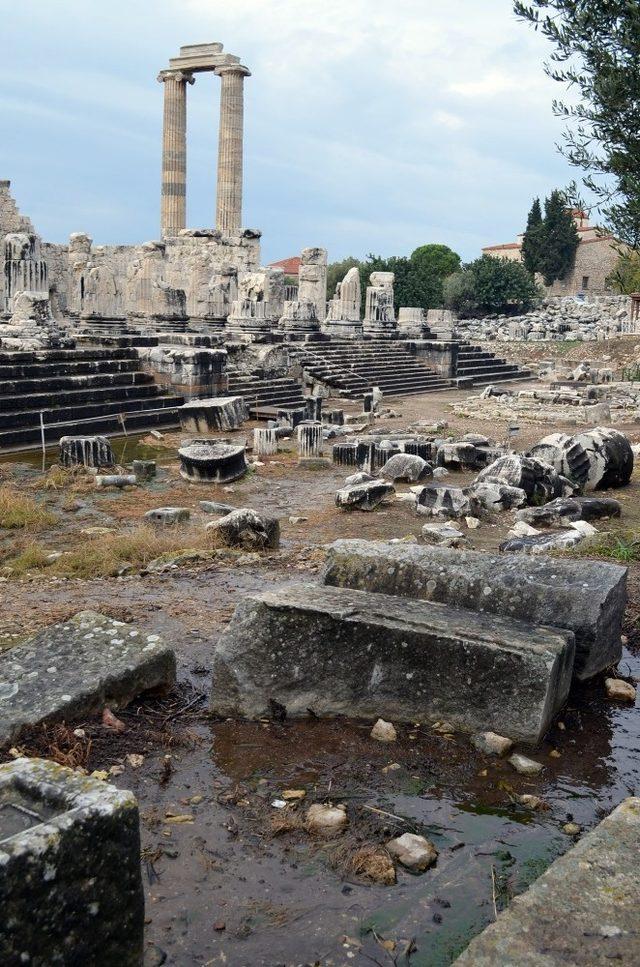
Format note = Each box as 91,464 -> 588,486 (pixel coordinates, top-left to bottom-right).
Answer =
268,256 -> 301,275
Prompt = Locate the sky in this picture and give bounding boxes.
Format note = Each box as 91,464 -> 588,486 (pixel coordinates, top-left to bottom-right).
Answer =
0,0 -> 577,264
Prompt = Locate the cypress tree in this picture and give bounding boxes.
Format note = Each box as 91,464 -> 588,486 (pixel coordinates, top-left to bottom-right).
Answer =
521,198 -> 544,274
539,190 -> 580,285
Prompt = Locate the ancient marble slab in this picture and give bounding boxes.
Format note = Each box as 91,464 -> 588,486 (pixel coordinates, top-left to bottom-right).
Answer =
322,540 -> 626,681
210,583 -> 574,743
0,611 -> 175,745
454,797 -> 640,966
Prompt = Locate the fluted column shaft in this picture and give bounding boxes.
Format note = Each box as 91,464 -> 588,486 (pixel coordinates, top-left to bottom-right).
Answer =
158,70 -> 194,237
215,66 -> 250,235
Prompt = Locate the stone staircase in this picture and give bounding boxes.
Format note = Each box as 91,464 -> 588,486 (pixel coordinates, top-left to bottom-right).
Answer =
292,340 -> 451,399
226,368 -> 306,416
0,347 -> 184,450
455,343 -> 533,387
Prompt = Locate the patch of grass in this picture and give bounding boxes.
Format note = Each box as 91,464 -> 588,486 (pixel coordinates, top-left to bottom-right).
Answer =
2,542 -> 52,576
0,488 -> 57,530
574,531 -> 640,563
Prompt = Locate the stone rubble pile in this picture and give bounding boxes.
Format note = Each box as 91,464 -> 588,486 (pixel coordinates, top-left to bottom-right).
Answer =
454,295 -> 632,343
455,382 -> 640,425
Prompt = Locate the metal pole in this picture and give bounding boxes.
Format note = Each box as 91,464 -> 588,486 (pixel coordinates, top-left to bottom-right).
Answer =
39,412 -> 46,473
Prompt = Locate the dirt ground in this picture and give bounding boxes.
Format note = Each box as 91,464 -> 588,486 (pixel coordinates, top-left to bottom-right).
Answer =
1,372 -> 639,967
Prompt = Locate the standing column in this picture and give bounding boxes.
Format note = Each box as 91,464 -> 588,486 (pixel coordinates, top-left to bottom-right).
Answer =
215,65 -> 251,235
158,69 -> 194,237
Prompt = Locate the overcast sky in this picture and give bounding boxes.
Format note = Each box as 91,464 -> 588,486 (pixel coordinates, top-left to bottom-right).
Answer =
0,0 -> 574,263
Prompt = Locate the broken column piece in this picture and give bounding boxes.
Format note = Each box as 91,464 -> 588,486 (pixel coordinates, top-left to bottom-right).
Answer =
210,584 -> 574,744
297,423 -> 324,460
0,757 -> 144,966
59,435 -> 115,469
253,428 -> 278,456
321,540 -> 626,681
178,441 -> 247,483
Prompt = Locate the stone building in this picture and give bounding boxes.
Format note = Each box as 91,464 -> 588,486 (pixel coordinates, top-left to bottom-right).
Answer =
482,209 -> 621,297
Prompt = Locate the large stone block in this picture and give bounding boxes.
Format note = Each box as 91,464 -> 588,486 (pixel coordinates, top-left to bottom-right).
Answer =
0,611 -> 176,746
321,540 -> 626,681
455,797 -> 640,966
210,584 -> 574,743
0,757 -> 144,965
179,395 -> 248,433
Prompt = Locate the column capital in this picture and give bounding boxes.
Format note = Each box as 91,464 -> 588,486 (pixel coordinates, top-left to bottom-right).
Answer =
157,69 -> 195,85
214,64 -> 251,79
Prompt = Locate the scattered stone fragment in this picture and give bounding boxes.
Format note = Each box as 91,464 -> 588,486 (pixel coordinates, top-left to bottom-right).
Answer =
527,432 -> 591,491
95,474 -> 137,489
335,480 -> 395,511
507,521 -> 540,538
518,794 -> 547,811
132,459 -> 157,481
499,530 -> 584,554
0,757 -> 144,965
465,516 -> 480,530
387,833 -> 438,872
416,484 -> 478,520
379,453 -> 432,482
471,732 -> 514,756
516,495 -> 622,527
144,507 -> 190,526
421,522 -> 467,547
568,519 -> 598,538
454,799 -> 640,966
605,678 -> 637,702
206,508 -> 280,550
322,540 -> 627,680
371,718 -> 397,742
508,753 -> 543,776
199,500 -> 236,516
305,803 -> 348,835
0,612 -> 175,746
470,480 -> 527,512
344,471 -> 374,486
476,453 -> 571,505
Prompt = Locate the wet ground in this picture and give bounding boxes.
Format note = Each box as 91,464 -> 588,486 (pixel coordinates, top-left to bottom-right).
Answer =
1,381 -> 639,966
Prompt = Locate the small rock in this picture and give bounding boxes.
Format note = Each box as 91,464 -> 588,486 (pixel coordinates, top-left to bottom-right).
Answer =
281,789 -> 306,800
305,803 -> 348,834
518,794 -> 548,811
471,732 -> 514,756
605,678 -> 637,702
508,753 -> 543,776
382,762 -> 402,773
126,753 -> 145,769
371,718 -> 397,742
465,516 -> 480,530
563,822 -> 580,836
387,832 -> 438,872
288,516 -> 309,524
507,521 -> 540,538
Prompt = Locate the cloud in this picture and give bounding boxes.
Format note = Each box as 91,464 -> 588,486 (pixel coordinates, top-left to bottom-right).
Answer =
0,0 -> 573,260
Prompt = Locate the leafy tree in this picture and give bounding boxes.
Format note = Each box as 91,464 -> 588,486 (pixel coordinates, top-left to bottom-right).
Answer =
607,251 -> 640,294
515,0 -> 640,247
358,244 -> 461,312
444,255 -> 541,316
539,189 -> 580,285
521,197 -> 545,274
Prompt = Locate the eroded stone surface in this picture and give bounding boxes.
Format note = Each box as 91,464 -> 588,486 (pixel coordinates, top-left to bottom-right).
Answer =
455,798 -> 640,966
206,507 -> 279,549
0,611 -> 176,746
0,757 -> 144,966
210,583 -> 575,743
321,540 -> 626,681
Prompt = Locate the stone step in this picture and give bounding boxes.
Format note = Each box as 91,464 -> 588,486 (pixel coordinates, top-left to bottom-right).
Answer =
0,393 -> 182,432
0,383 -> 165,413
0,347 -> 138,365
209,582 -> 575,744
0,371 -> 155,396
322,539 -> 626,681
0,398 -> 183,449
0,357 -> 142,379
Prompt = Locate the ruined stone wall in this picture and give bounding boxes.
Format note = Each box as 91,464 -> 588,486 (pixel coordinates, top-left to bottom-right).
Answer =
0,181 -> 34,236
41,243 -> 69,317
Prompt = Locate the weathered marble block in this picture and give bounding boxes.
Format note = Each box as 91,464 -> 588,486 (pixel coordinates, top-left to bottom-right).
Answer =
455,798 -> 640,966
178,441 -> 247,483
0,611 -> 176,746
297,423 -> 324,460
0,758 -> 144,966
179,396 -> 248,433
253,428 -> 278,456
144,506 -> 190,526
321,540 -> 627,681
59,435 -> 115,469
210,584 -> 574,743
